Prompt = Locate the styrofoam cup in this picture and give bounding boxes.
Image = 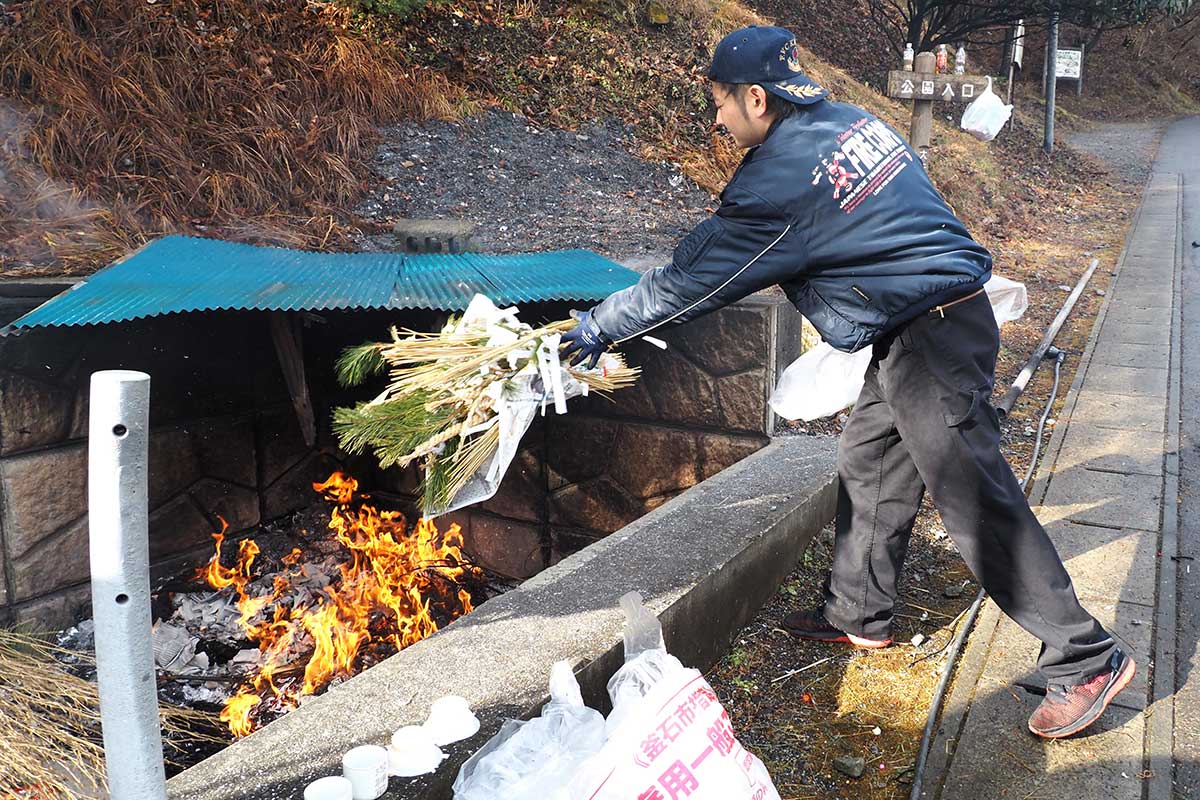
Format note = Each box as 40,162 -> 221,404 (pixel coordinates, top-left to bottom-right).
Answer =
342,745 -> 389,800
388,725 -> 447,777
303,776 -> 354,800
422,695 -> 480,746
430,695 -> 471,716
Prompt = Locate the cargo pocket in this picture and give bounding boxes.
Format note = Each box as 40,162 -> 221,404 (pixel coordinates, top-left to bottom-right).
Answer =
914,316 -> 996,429
943,386 -> 986,427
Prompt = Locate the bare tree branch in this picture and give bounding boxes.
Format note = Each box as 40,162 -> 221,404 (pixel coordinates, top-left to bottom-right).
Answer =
861,0 -> 1192,57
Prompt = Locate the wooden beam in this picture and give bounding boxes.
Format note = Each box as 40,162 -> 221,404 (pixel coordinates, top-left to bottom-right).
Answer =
909,53 -> 936,159
269,313 -> 317,447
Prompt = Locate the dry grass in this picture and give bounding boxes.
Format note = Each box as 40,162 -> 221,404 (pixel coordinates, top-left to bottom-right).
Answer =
0,628 -> 220,800
709,0 -> 767,34
0,158 -> 143,277
0,0 -> 470,274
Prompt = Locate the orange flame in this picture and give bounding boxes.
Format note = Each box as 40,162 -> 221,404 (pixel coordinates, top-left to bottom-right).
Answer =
197,472 -> 480,736
219,693 -> 262,738
195,517 -> 259,594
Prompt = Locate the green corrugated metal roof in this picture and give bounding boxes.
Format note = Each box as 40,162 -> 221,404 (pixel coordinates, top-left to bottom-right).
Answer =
3,236 -> 640,332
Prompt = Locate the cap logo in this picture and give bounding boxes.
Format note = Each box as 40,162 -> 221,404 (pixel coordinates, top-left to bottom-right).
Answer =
777,83 -> 824,99
779,39 -> 803,73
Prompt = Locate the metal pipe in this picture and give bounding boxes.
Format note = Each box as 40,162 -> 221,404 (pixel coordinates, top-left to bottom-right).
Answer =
909,346 -> 1068,800
997,258 -> 1099,416
88,370 -> 167,800
1044,13 -> 1059,154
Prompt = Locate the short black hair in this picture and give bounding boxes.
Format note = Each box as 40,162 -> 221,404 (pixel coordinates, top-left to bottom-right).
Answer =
713,82 -> 798,120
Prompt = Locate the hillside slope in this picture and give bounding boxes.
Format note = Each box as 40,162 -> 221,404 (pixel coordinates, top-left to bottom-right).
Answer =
0,0 -> 1094,280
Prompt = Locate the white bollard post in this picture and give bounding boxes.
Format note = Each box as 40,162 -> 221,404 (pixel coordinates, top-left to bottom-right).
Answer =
88,370 -> 167,800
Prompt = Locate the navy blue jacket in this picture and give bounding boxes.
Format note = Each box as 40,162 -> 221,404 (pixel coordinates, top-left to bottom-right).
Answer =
593,100 -> 993,352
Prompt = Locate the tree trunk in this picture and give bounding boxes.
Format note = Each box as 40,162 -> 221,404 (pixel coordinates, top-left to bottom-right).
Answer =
1083,27 -> 1105,66
908,16 -> 926,52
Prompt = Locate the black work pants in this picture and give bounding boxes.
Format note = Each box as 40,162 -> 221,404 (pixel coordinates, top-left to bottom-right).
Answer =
821,292 -> 1118,684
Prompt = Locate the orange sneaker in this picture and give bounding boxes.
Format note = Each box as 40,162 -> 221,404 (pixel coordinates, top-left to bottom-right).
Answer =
1028,650 -> 1136,739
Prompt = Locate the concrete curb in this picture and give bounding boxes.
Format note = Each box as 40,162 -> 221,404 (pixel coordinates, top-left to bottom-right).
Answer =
1145,172 -> 1183,800
921,158 -> 1167,798
167,436 -> 838,800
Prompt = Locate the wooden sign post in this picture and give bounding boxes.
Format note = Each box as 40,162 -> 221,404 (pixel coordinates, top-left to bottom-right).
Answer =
887,51 -> 993,162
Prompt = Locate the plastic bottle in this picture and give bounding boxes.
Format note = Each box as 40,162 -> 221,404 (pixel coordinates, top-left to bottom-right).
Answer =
955,45 -> 967,74
935,44 -> 948,74
902,43 -> 914,71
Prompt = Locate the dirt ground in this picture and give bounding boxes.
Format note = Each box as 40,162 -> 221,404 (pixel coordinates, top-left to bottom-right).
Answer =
703,119 -> 1165,800
352,110 -> 710,259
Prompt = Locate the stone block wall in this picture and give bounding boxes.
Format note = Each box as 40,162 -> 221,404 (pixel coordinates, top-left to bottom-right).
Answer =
0,312 -> 329,628
0,293 -> 801,625
410,295 -> 804,579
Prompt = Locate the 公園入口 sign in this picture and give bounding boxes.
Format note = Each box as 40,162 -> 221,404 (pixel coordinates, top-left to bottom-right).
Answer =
886,71 -> 988,102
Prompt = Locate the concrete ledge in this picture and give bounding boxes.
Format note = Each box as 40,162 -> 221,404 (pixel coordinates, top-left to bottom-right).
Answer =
167,436 -> 838,800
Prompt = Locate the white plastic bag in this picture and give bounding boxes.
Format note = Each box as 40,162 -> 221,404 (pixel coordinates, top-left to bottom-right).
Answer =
453,661 -> 606,800
984,274 -> 1028,324
960,77 -> 1012,142
603,592 -> 684,738
570,593 -> 780,800
427,294 -> 622,517
768,342 -> 873,423
769,275 -> 1029,422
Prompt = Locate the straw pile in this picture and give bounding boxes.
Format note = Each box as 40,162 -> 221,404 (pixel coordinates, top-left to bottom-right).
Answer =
0,0 -> 467,274
334,305 -> 638,513
0,628 -> 219,799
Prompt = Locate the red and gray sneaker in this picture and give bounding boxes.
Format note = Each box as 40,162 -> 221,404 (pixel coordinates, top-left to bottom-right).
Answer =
1028,649 -> 1137,739
781,607 -> 892,649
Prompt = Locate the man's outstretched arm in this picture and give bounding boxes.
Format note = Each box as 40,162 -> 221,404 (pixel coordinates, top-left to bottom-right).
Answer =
592,184 -> 803,344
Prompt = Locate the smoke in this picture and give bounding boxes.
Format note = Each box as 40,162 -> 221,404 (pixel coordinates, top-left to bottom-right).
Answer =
0,99 -> 138,276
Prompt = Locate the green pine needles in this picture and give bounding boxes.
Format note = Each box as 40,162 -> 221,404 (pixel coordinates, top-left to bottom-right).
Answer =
335,342 -> 388,388
330,301 -> 639,516
331,393 -> 456,470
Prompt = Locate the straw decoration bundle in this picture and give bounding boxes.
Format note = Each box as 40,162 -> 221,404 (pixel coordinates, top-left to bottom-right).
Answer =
333,301 -> 639,514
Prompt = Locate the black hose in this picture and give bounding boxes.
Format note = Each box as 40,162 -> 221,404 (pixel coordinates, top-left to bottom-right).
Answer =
907,348 -> 1066,800
1022,348 -> 1065,490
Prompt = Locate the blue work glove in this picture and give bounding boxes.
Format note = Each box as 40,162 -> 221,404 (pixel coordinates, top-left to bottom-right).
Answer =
559,309 -> 612,370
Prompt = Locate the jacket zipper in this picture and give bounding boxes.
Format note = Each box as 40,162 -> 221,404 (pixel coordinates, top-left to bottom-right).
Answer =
615,224 -> 792,345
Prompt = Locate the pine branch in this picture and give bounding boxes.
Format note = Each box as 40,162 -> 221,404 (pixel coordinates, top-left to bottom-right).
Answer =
335,342 -> 387,388
330,299 -> 640,513
420,440 -> 459,513
331,394 -> 455,467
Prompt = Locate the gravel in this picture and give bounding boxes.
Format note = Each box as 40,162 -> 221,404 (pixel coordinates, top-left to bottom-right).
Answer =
1067,119 -> 1169,184
353,110 -> 713,262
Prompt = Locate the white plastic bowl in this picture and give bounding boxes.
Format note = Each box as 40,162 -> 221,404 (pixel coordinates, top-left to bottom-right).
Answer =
303,776 -> 353,800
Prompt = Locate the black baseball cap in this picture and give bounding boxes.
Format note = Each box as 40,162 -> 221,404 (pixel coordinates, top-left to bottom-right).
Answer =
708,26 -> 828,105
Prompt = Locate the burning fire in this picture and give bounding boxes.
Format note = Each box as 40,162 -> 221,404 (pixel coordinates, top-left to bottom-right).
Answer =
197,472 -> 481,737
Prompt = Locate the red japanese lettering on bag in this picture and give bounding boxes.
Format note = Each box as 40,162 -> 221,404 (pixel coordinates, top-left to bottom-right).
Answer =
658,760 -> 699,800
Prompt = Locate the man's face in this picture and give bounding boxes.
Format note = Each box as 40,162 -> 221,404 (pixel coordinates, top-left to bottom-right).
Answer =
712,84 -> 773,148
